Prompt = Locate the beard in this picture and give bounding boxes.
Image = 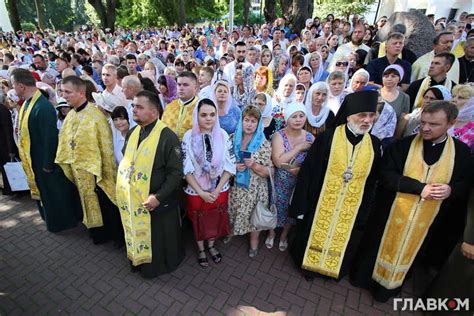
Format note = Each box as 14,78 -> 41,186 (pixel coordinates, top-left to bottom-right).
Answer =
347,120 -> 373,135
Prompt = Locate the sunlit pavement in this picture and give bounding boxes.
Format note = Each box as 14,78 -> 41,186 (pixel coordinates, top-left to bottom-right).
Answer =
0,193 -> 424,315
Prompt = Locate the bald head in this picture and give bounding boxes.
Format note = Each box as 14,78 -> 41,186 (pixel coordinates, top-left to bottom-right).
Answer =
122,75 -> 142,100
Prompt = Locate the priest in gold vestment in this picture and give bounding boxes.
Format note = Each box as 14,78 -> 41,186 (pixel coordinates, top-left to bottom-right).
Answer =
350,101 -> 472,302
117,90 -> 184,278
289,90 -> 381,281
56,76 -> 123,245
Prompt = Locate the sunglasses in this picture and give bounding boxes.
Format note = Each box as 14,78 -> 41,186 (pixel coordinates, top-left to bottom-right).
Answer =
336,61 -> 349,67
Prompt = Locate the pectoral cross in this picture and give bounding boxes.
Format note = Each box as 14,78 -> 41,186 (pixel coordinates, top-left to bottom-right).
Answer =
342,167 -> 353,183
70,140 -> 76,149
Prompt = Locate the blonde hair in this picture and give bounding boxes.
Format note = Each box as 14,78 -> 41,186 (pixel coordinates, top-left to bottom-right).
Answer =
452,83 -> 474,99
103,63 -> 117,74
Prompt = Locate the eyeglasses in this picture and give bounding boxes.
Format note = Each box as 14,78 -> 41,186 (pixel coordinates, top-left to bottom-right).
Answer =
335,61 -> 349,67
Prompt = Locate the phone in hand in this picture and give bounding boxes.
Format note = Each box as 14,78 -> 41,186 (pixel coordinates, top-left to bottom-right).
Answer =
241,151 -> 252,159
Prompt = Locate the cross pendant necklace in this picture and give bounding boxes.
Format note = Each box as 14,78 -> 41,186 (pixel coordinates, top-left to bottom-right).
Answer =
342,167 -> 353,183
342,141 -> 358,184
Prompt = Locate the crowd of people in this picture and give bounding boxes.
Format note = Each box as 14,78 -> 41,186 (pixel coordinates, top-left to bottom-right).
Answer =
1,11 -> 473,305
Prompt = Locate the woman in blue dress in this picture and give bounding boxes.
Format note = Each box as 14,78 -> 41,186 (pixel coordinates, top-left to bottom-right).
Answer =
267,101 -> 314,252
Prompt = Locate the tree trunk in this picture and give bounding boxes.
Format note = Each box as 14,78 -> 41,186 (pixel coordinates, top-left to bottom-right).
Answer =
177,0 -> 186,27
5,0 -> 22,32
87,0 -> 117,32
34,0 -> 46,30
105,0 -> 118,31
279,0 -> 292,20
243,0 -> 250,25
288,0 -> 312,33
263,0 -> 276,24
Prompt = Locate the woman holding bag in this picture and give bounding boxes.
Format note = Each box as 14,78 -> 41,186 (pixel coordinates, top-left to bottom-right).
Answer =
182,98 -> 236,268
228,106 -> 273,258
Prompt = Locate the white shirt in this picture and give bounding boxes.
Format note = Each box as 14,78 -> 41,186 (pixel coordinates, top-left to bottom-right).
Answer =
198,85 -> 213,100
223,61 -> 253,87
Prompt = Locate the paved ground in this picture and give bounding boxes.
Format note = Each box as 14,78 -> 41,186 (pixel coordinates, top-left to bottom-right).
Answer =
0,192 -> 426,315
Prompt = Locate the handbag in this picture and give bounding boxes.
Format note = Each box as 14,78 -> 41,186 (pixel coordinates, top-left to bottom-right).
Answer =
3,160 -> 29,192
190,204 -> 231,241
251,167 -> 277,231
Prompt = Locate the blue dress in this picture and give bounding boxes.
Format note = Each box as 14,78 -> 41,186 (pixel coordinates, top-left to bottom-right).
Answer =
219,105 -> 241,135
274,129 -> 314,227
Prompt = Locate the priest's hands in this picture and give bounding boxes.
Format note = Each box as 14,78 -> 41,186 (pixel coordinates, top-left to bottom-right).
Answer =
420,184 -> 451,201
430,183 -> 451,200
143,195 -> 160,211
461,242 -> 474,260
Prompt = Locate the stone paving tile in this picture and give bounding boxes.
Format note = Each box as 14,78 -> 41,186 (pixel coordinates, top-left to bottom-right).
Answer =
0,193 -> 428,315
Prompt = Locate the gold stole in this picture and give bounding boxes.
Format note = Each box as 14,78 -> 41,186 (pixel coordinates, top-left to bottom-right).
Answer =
378,41 -> 403,59
372,135 -> 455,289
18,90 -> 42,200
302,125 -> 374,278
116,121 -> 165,266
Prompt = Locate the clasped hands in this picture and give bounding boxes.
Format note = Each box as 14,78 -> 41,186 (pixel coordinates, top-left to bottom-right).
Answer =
142,194 -> 160,211
199,188 -> 220,204
420,183 -> 451,201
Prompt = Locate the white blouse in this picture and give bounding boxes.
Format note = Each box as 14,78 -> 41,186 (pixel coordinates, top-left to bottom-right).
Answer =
181,128 -> 236,195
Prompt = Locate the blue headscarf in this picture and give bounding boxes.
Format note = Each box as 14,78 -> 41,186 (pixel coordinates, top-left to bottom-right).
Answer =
233,107 -> 266,188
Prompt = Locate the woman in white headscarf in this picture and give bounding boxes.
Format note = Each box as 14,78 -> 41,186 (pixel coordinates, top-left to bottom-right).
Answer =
253,93 -> 277,139
272,73 -> 297,131
326,70 -> 348,115
304,51 -> 329,83
346,69 -> 370,93
304,82 -> 335,137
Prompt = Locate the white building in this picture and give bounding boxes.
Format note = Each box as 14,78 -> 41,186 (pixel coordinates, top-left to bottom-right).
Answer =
0,0 -> 13,32
374,0 -> 473,22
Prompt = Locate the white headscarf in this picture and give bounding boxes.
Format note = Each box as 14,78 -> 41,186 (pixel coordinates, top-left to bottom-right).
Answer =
211,80 -> 233,115
284,101 -> 306,121
304,51 -> 324,82
305,82 -> 331,128
273,73 -> 297,111
255,92 -> 273,118
347,68 -> 370,93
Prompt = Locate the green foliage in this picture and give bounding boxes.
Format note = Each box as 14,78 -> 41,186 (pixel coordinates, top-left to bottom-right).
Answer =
115,0 -> 177,27
115,0 -> 227,27
20,22 -> 37,31
186,0 -> 227,22
313,0 -> 376,19
15,0 -> 89,31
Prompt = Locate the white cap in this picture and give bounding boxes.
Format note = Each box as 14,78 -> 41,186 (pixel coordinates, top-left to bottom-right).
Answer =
93,92 -> 127,112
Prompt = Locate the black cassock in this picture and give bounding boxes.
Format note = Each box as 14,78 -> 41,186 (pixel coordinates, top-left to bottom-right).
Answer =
424,187 -> 474,316
289,126 -> 381,280
350,135 -> 472,302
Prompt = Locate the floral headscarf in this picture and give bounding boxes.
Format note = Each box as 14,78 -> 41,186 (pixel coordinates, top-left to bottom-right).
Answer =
190,98 -> 226,191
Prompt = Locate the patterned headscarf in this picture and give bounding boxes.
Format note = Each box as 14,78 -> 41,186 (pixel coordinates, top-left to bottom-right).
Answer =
191,98 -> 226,191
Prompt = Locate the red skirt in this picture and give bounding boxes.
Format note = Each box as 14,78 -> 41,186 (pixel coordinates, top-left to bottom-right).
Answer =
186,191 -> 230,241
